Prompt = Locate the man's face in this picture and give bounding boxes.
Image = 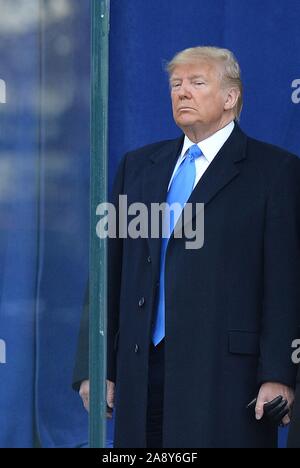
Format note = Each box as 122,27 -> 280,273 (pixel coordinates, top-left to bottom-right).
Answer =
170,60 -> 230,135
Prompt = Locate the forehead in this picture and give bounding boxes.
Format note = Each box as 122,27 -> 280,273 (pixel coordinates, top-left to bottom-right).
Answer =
170,60 -> 221,80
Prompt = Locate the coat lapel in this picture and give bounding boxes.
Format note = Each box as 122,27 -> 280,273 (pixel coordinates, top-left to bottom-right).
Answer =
142,136 -> 184,272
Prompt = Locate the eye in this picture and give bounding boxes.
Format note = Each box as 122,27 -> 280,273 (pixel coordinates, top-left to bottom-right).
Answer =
193,81 -> 204,87
171,82 -> 181,89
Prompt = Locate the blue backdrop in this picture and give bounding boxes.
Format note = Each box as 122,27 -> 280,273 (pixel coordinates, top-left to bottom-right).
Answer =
0,0 -> 299,448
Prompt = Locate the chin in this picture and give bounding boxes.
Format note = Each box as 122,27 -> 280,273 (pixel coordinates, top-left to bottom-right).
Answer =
176,117 -> 196,128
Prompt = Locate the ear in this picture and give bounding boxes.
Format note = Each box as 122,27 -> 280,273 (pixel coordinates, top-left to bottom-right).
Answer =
224,87 -> 240,111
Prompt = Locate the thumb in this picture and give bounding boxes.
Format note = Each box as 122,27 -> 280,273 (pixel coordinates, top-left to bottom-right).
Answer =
255,398 -> 265,420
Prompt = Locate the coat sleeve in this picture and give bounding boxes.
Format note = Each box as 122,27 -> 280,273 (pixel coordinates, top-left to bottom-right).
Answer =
257,155 -> 300,388
107,154 -> 127,383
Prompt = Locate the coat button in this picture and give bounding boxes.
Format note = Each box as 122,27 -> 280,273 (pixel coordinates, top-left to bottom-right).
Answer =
134,344 -> 139,353
147,256 -> 151,263
138,297 -> 145,307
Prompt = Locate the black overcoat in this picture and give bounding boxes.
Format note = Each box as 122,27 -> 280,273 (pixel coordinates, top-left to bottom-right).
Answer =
75,125 -> 300,448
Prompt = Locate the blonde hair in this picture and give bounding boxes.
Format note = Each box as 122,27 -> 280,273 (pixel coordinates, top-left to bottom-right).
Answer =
166,46 -> 243,120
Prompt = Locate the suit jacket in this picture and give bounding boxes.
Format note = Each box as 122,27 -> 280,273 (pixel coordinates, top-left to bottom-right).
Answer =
74,124 -> 300,448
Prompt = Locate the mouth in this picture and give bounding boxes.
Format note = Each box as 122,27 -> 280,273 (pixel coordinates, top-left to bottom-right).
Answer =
177,107 -> 195,112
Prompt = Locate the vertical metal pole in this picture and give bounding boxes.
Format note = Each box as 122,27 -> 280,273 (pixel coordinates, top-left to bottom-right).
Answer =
90,0 -> 110,448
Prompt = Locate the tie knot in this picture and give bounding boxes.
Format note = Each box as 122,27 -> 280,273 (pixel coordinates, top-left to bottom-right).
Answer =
188,144 -> 202,161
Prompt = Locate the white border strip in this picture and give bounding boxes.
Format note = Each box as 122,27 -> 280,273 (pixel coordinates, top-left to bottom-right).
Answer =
0,339 -> 6,364
0,79 -> 6,104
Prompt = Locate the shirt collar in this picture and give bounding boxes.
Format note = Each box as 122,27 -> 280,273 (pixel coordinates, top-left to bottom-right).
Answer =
181,120 -> 235,163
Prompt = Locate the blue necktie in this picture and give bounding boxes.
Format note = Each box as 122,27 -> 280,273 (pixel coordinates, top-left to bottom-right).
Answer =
152,144 -> 202,345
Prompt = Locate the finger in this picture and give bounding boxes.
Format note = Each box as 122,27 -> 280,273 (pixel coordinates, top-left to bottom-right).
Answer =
281,414 -> 290,426
79,390 -> 88,400
255,400 -> 265,420
83,399 -> 89,412
106,385 -> 115,409
107,394 -> 114,408
263,396 -> 283,412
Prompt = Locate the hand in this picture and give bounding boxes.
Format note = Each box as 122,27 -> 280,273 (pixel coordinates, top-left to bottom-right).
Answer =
80,379 -> 115,418
106,380 -> 115,419
79,379 -> 90,412
255,382 -> 295,426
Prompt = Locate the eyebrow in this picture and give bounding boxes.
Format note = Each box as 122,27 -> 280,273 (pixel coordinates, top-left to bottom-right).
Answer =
170,74 -> 207,81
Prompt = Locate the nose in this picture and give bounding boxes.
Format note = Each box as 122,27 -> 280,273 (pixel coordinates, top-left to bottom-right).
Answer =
177,81 -> 192,99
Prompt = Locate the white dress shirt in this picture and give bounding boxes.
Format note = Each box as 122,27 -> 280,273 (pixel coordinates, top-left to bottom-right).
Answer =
168,121 -> 235,191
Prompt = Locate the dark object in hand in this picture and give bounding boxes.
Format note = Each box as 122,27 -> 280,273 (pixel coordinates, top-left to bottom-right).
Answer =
246,395 -> 289,426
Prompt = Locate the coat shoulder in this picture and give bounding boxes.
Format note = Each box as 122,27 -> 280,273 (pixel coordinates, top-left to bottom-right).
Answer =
125,138 -> 182,165
247,136 -> 300,170
245,136 -> 300,192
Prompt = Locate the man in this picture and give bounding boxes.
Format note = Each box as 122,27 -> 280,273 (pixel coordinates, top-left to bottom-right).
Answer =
74,46 -> 300,448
